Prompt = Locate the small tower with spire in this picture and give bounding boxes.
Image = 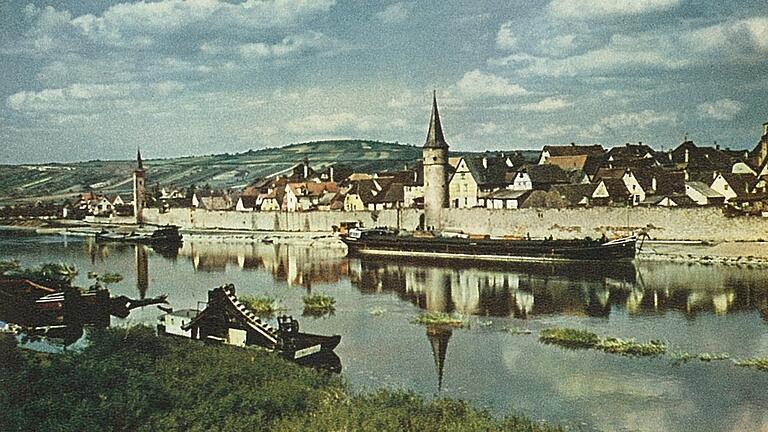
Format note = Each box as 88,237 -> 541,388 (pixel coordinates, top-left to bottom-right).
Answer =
132,148 -> 146,225
422,92 -> 449,230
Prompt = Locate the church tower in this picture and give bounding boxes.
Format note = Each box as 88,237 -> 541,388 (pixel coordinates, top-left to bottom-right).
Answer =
422,92 -> 449,230
132,148 -> 146,225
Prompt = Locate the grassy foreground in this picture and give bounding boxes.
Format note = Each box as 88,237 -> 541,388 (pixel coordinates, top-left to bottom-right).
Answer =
0,328 -> 561,432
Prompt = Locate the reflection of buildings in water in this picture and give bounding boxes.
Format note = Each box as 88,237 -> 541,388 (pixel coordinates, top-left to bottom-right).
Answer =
84,239 -> 114,265
427,325 -> 451,391
179,240 -> 348,289
135,245 -> 149,299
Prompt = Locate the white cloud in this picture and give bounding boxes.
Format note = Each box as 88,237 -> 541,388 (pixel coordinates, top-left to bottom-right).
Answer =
476,122 -> 499,135
515,17 -> 768,77
496,21 -> 518,50
487,52 -> 538,66
587,109 -> 676,135
548,0 -> 681,19
538,34 -> 576,56
376,2 -> 412,24
456,69 -> 528,98
697,99 -> 745,121
7,81 -> 185,112
16,0 -> 336,54
201,31 -> 335,59
520,97 -> 572,112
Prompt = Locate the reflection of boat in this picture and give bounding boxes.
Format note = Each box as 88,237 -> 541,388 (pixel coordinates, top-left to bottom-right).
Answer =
353,253 -> 638,283
96,225 -> 183,246
158,284 -> 341,367
0,278 -> 167,343
342,228 -> 636,262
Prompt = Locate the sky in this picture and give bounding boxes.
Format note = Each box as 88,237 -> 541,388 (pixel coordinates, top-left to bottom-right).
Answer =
1,0 -> 767,164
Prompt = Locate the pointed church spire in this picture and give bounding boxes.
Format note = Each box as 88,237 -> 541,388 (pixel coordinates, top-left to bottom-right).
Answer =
424,91 -> 448,149
136,147 -> 144,171
427,326 -> 452,391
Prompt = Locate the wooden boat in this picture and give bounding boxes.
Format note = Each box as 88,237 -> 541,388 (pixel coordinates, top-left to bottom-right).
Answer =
158,284 -> 341,363
341,228 -> 637,262
96,225 -> 183,246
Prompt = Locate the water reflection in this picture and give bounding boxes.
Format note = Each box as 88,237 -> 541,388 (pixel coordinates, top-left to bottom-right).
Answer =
427,325 -> 452,391
347,257 -> 768,320
181,240 -> 348,290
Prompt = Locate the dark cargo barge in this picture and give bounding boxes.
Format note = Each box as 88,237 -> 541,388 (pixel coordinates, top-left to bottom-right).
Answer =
341,228 -> 637,262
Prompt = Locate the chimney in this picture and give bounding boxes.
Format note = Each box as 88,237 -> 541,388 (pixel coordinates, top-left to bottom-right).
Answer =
303,157 -> 309,179
329,166 -> 334,183
714,141 -> 719,150
684,149 -> 689,164
652,177 -> 657,192
482,156 -> 488,169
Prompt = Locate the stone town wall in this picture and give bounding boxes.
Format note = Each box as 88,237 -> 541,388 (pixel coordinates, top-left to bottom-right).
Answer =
143,207 -> 768,242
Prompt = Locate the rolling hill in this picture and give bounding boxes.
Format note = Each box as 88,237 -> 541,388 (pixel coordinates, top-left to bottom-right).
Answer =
0,140 -> 424,204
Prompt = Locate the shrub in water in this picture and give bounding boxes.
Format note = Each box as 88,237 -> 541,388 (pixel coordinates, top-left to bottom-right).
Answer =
597,338 -> 666,356
539,328 -> 599,349
303,294 -> 336,315
240,295 -> 279,315
411,312 -> 464,327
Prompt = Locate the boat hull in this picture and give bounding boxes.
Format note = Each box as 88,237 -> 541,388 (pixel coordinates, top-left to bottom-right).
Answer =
341,235 -> 636,262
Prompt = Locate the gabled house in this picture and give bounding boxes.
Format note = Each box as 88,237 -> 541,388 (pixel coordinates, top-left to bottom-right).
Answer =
235,195 -> 259,212
684,181 -> 724,206
591,178 -> 631,206
602,143 -> 662,169
343,178 -> 393,211
551,183 -> 598,207
480,189 -> 531,209
283,181 -> 339,212
594,167 -> 646,205
538,144 -> 605,166
710,172 -> 757,202
448,156 -> 511,208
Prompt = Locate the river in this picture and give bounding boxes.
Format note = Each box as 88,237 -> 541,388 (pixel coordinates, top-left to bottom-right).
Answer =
2,231 -> 768,432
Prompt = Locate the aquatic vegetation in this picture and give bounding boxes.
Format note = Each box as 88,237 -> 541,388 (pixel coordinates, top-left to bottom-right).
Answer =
539,328 -> 599,349
477,319 -> 493,328
240,295 -> 280,315
505,328 -> 533,335
368,307 -> 387,317
86,271 -> 124,291
597,338 -> 666,357
303,294 -> 336,315
411,312 -> 465,327
698,352 -> 730,362
735,358 -> 768,371
670,352 -> 693,365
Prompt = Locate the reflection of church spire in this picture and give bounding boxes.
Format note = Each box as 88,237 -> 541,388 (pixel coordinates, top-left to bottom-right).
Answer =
135,245 -> 149,299
427,325 -> 452,391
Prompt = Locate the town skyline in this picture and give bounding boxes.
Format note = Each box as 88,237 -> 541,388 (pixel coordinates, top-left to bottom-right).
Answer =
2,0 -> 768,164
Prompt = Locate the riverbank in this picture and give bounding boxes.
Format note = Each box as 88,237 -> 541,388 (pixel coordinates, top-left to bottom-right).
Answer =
0,327 -> 561,432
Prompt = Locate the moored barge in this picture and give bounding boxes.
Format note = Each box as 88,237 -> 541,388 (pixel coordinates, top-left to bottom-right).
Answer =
341,228 -> 637,262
